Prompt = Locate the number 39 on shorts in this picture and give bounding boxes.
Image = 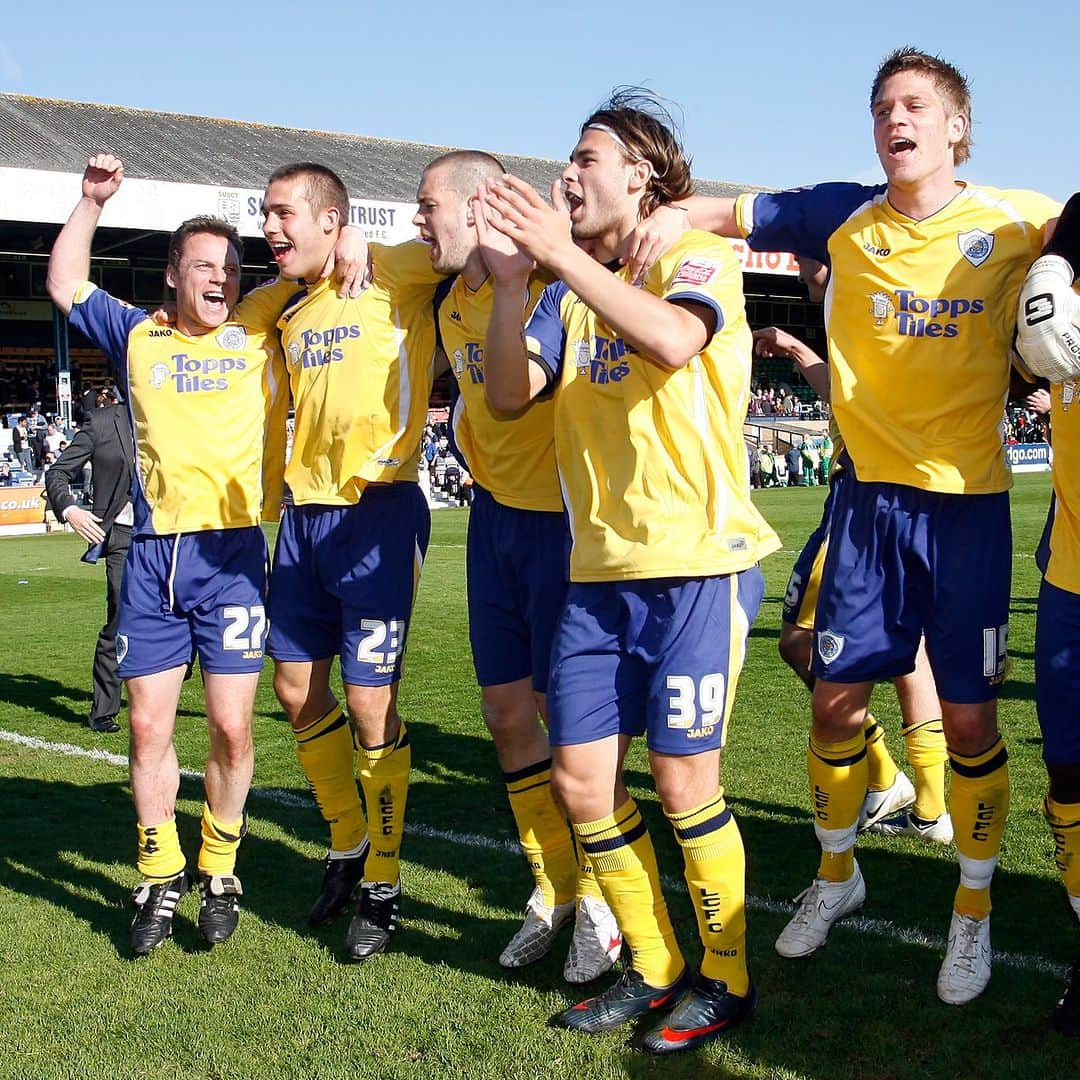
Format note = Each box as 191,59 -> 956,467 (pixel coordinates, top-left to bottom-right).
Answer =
666,673 -> 727,738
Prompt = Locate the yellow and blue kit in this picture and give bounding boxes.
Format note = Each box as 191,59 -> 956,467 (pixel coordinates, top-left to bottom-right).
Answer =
738,183 -> 1058,698
525,230 -> 778,752
69,282 -> 288,678
266,241 -> 440,680
435,271 -> 569,691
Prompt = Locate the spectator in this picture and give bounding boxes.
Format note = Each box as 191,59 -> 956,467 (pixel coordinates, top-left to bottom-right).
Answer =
786,444 -> 802,486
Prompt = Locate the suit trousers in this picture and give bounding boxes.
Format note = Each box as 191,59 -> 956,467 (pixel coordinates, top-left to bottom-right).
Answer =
90,523 -> 132,723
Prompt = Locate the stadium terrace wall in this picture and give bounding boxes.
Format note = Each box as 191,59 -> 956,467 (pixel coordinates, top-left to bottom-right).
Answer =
0,94 -> 820,418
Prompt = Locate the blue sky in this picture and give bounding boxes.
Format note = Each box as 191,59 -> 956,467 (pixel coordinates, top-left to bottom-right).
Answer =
2,1 -> 1074,200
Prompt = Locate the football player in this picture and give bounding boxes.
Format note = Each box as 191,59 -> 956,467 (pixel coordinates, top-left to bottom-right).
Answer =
258,163 -> 443,961
479,90 -> 779,1053
635,48 -> 1059,1004
413,150 -> 623,982
47,154 -> 289,955
1016,191 -> 1080,1035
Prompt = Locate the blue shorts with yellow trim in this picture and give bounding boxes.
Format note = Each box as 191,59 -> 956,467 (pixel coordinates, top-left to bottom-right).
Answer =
782,477 -> 841,629
1036,577 -> 1080,766
267,484 -> 430,686
117,526 -> 268,678
548,569 -> 764,755
466,487 -> 569,691
811,475 -> 1010,703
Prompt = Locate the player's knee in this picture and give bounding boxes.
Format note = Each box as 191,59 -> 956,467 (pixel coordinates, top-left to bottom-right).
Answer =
778,625 -> 812,677
810,687 -> 865,741
941,705 -> 998,756
480,688 -> 539,747
207,717 -> 254,765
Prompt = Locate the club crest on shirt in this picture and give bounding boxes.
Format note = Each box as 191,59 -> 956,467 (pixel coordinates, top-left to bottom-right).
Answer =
216,325 -> 247,351
869,291 -> 895,327
148,362 -> 170,390
957,229 -> 994,268
817,630 -> 844,664
572,338 -> 592,375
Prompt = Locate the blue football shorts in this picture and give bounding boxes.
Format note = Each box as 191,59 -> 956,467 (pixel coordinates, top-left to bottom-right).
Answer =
117,526 -> 268,678
810,475 -> 1011,703
1035,577 -> 1080,766
267,483 -> 431,686
466,487 -> 569,692
548,568 -> 765,754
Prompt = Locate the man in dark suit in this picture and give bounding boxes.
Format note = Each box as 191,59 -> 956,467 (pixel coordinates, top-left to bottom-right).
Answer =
46,388 -> 134,732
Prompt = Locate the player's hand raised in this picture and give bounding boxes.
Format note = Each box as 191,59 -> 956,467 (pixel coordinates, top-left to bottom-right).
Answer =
473,181 -> 535,283
82,154 -> 124,206
1017,254 -> 1080,382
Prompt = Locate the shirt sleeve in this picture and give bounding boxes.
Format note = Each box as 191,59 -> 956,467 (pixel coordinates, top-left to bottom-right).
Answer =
524,281 -> 569,386
655,234 -> 740,338
371,240 -> 448,291
735,182 -> 884,265
68,284 -> 147,375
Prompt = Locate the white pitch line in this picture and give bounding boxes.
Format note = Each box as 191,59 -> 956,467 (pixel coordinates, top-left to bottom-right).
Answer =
1,728 -> 1066,978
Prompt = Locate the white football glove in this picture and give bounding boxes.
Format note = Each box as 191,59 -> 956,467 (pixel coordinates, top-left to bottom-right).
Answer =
1016,254 -> 1080,382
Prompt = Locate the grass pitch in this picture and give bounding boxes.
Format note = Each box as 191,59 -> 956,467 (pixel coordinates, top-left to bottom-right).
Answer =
1,473 -> 1078,1079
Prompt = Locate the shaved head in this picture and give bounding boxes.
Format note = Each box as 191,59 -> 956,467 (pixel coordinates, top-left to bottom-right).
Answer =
422,150 -> 506,198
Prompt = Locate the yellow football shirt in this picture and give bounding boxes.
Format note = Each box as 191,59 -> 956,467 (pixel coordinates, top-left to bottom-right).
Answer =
280,241 -> 443,505
525,230 -> 781,582
737,182 -> 1061,493
69,282 -> 288,535
439,273 -> 561,512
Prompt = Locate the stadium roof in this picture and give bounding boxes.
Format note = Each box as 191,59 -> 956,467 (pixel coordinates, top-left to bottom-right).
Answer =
0,93 -> 753,201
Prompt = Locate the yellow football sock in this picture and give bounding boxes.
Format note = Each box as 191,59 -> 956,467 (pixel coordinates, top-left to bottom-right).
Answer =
357,721 -> 411,885
808,731 -> 866,882
197,803 -> 245,876
1045,795 -> 1080,904
572,832 -> 604,901
903,718 -> 948,821
293,704 -> 367,853
863,713 -> 898,792
504,758 -> 577,907
667,791 -> 749,995
136,816 -> 186,882
950,738 -> 1010,919
574,798 -> 684,988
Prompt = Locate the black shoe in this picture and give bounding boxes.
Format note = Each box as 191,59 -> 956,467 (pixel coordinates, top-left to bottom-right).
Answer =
88,716 -> 121,733
553,965 -> 691,1034
345,880 -> 400,961
307,842 -> 368,927
130,872 -> 190,955
1055,958 -> 1080,1036
197,873 -> 243,945
643,974 -> 756,1054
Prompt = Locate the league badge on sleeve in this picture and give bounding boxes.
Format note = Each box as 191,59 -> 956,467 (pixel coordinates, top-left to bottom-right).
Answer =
672,258 -> 718,286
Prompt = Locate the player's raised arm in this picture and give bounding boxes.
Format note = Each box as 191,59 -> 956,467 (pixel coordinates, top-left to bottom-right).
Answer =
753,326 -> 830,401
621,196 -> 740,283
47,154 -> 124,314
475,186 -> 548,412
484,175 -> 712,370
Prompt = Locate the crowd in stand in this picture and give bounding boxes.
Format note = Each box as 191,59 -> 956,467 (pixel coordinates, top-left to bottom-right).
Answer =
747,383 -> 829,420
421,423 -> 474,507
